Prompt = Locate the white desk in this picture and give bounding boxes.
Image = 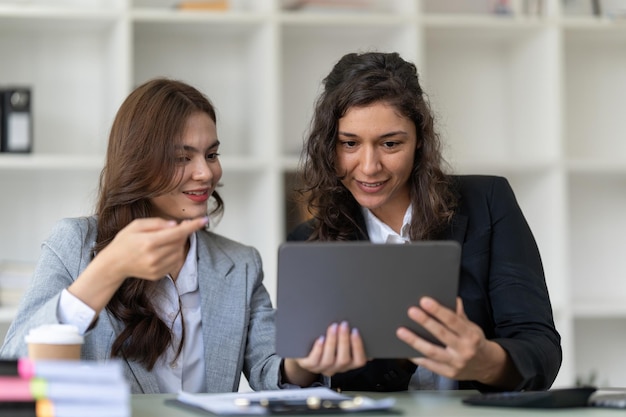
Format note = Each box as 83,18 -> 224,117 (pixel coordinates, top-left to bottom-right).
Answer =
131,390 -> 621,416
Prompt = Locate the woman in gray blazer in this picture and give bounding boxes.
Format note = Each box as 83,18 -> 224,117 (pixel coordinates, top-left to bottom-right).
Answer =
0,78 -> 336,393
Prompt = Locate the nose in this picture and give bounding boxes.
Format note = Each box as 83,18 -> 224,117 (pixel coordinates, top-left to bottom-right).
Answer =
360,145 -> 381,176
190,157 -> 213,181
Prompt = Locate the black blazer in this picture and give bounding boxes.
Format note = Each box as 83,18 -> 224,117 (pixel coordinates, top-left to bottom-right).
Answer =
287,175 -> 562,392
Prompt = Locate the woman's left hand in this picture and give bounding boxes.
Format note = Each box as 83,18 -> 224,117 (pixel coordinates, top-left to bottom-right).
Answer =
396,297 -> 516,387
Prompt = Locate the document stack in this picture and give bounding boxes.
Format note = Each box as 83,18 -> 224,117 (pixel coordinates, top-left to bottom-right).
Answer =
0,358 -> 130,417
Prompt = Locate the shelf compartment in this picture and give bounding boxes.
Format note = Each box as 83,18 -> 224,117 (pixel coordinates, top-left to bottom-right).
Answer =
0,171 -> 99,263
0,15 -> 125,157
569,173 -> 626,306
133,19 -> 276,159
422,0 -> 555,18
280,0 -> 416,14
574,317 -> 626,387
423,24 -> 560,167
563,26 -> 626,161
131,0 -> 271,13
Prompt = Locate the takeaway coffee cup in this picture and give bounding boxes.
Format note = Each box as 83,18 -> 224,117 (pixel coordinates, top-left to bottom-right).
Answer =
25,324 -> 84,360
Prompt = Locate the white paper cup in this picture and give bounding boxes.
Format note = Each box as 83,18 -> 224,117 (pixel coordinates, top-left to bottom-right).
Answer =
25,324 -> 84,360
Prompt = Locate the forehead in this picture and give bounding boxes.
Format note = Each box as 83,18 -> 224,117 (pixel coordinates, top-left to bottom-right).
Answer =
179,112 -> 218,144
339,103 -> 414,133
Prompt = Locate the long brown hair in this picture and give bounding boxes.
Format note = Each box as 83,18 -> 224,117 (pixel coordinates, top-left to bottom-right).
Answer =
95,78 -> 224,370
298,51 -> 456,241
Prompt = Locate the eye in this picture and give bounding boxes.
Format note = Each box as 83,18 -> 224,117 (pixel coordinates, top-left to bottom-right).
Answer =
339,140 -> 357,148
383,141 -> 398,149
206,152 -> 220,161
175,154 -> 191,163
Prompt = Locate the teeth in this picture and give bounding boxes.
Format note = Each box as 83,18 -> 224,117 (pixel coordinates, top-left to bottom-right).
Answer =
362,182 -> 383,187
184,191 -> 206,195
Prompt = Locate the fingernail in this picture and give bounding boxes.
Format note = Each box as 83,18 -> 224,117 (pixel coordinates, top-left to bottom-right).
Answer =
330,322 -> 338,333
351,328 -> 359,336
340,321 -> 349,330
200,216 -> 209,225
317,335 -> 325,344
421,297 -> 434,308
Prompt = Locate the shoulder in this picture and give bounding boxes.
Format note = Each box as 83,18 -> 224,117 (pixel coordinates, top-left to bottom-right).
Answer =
39,216 -> 97,277
450,175 -> 516,205
286,219 -> 316,241
46,216 -> 97,250
450,174 -> 512,195
450,175 -> 523,224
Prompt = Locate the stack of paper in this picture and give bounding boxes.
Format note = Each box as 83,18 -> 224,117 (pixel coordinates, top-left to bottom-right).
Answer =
172,386 -> 395,415
0,358 -> 130,417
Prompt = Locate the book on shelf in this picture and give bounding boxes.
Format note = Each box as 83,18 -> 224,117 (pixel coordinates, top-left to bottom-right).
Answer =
282,0 -> 381,13
175,0 -> 229,11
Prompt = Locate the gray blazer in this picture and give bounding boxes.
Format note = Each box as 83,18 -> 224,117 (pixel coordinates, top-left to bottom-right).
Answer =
0,216 -> 284,393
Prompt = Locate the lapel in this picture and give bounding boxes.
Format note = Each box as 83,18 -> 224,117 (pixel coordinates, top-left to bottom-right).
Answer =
195,231 -> 245,393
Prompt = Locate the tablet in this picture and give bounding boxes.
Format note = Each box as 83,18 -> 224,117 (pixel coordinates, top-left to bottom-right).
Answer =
275,241 -> 461,358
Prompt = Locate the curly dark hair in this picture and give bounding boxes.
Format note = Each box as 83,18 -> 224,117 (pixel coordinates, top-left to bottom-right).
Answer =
298,51 -> 456,241
95,78 -> 224,370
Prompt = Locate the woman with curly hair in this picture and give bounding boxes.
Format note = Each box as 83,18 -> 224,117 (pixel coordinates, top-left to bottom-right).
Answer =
288,51 -> 561,393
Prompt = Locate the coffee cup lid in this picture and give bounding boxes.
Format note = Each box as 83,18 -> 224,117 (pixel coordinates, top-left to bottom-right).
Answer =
24,324 -> 84,345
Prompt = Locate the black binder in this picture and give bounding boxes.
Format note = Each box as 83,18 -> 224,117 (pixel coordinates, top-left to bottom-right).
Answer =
0,87 -> 32,153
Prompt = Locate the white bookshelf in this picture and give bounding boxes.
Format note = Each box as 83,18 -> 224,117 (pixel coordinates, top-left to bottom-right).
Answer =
1,0 -> 625,389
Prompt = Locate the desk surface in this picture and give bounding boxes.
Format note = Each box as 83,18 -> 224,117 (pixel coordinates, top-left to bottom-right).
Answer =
131,391 -> 621,416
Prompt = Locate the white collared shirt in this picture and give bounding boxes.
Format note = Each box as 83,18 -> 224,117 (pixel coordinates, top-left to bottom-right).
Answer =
362,205 -> 412,245
58,232 -> 206,393
361,204 -> 457,390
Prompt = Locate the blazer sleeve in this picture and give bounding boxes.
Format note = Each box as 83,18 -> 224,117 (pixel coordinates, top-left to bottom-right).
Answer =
459,176 -> 562,392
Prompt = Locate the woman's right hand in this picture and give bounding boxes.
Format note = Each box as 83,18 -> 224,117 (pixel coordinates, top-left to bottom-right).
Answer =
68,217 -> 208,314
103,217 -> 208,281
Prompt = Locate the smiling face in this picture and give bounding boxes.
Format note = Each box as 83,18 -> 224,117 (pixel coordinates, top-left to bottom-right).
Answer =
336,102 -> 417,230
151,111 -> 222,221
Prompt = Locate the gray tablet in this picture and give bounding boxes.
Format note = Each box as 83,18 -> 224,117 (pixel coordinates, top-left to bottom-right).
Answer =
275,241 -> 461,358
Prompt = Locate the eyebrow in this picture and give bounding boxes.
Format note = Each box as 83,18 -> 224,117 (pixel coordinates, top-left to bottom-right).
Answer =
178,140 -> 220,153
338,131 -> 408,139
